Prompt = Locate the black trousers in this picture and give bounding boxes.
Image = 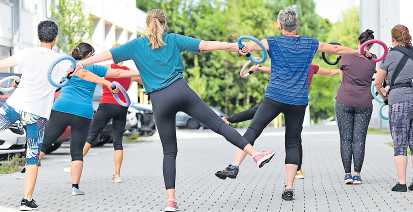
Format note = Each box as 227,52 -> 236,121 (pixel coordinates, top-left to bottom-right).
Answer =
227,104 -> 260,123
41,110 -> 91,161
149,79 -> 249,189
244,97 -> 306,166
86,104 -> 127,150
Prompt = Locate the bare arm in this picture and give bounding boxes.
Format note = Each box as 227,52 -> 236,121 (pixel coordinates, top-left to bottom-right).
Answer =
75,69 -> 113,90
0,56 -> 17,72
243,39 -> 269,52
79,51 -> 113,67
318,43 -> 357,56
105,67 -> 139,78
374,68 -> 388,97
317,68 -> 341,76
198,41 -> 239,52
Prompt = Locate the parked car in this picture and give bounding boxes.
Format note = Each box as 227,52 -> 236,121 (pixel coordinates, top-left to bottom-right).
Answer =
0,73 -> 25,160
176,107 -> 226,129
126,103 -> 156,136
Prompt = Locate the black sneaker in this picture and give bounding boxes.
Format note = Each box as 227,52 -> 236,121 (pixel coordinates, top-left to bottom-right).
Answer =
215,164 -> 239,180
408,182 -> 413,191
20,198 -> 38,211
281,189 -> 294,201
391,183 -> 407,192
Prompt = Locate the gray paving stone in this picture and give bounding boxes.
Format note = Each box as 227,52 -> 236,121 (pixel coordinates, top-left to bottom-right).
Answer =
0,127 -> 412,211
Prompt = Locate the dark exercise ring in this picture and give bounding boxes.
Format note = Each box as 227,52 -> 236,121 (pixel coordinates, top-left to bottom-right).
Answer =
322,42 -> 342,65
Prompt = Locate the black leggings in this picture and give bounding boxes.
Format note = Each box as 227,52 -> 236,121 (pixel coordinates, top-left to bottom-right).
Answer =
86,104 -> 127,150
244,97 -> 306,166
149,79 -> 249,189
41,110 -> 91,161
227,104 -> 260,123
335,102 -> 372,173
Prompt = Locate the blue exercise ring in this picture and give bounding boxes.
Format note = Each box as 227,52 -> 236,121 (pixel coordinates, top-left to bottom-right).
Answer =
48,55 -> 76,88
379,104 -> 389,120
237,35 -> 267,64
370,83 -> 384,104
111,81 -> 131,107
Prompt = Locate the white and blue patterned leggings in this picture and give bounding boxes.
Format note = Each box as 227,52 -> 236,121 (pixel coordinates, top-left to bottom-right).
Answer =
0,103 -> 47,166
389,101 -> 413,156
335,102 -> 372,173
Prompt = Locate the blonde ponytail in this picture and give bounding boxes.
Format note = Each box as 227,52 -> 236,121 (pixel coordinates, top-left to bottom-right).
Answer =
145,9 -> 168,49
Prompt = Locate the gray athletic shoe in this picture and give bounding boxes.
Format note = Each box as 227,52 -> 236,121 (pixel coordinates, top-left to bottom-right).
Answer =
71,187 -> 85,196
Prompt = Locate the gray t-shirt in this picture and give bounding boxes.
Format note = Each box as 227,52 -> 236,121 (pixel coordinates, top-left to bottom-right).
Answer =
380,50 -> 413,105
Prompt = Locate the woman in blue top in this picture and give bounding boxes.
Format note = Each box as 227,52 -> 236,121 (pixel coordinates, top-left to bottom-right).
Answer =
77,9 -> 275,212
216,7 -> 357,201
39,42 -> 138,196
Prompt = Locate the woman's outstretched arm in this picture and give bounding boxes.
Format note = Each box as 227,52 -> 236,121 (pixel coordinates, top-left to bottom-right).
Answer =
198,41 -> 240,52
318,43 -> 357,56
78,51 -> 113,67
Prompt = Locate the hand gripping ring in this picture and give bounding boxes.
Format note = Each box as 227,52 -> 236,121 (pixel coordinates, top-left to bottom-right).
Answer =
237,35 -> 267,64
111,81 -> 131,107
0,75 -> 20,92
48,55 -> 76,88
359,39 -> 388,63
322,42 -> 342,65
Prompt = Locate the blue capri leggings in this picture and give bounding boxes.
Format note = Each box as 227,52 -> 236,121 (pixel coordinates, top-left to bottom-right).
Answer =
0,103 -> 47,166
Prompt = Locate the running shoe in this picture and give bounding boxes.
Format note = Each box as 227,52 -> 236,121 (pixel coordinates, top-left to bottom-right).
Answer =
112,175 -> 122,183
295,170 -> 304,179
352,175 -> 362,185
215,164 -> 239,180
391,183 -> 407,192
344,174 -> 353,185
253,150 -> 275,168
71,187 -> 85,196
164,199 -> 178,212
19,198 -> 38,211
281,188 -> 294,201
409,181 -> 413,191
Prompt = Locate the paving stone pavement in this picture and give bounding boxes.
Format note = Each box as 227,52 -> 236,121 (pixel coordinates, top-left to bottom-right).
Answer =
0,126 -> 413,212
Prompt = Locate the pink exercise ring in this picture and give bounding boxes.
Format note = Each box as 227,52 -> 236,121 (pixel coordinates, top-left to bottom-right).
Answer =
359,39 -> 388,63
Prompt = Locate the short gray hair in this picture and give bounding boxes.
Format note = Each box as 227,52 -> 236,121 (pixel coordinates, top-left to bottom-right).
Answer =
277,6 -> 298,32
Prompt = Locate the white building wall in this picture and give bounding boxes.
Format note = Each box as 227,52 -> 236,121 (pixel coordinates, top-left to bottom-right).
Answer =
360,0 -> 400,129
80,0 -> 145,104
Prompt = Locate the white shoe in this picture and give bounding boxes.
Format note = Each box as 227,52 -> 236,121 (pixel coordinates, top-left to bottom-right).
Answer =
71,187 -> 85,196
112,175 -> 122,183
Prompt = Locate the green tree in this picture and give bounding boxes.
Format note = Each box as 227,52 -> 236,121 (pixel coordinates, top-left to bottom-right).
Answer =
51,0 -> 91,53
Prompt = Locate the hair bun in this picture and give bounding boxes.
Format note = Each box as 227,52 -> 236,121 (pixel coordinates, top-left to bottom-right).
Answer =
365,29 -> 374,36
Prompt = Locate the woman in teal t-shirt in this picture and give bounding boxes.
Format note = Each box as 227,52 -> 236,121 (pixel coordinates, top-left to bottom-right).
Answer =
40,42 -> 138,196
77,9 -> 275,212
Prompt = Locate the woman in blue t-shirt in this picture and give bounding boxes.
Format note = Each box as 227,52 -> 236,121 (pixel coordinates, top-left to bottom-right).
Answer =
77,9 -> 275,212
39,42 -> 138,196
216,7 -> 357,201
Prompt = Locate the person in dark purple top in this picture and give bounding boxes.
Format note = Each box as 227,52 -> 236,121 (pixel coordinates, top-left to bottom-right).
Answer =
335,29 -> 376,185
